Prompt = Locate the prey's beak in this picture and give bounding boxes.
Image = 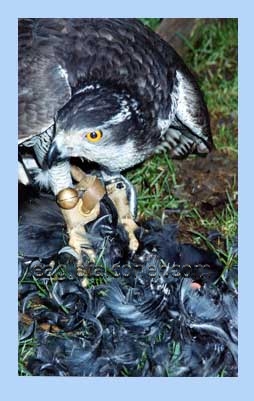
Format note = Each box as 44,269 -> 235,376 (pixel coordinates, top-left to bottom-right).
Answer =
47,140 -> 63,168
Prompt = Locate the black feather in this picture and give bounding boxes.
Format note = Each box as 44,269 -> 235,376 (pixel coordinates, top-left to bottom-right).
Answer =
18,185 -> 237,376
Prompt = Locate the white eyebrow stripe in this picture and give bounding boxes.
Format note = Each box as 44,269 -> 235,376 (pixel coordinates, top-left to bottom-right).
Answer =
74,83 -> 101,95
105,99 -> 132,126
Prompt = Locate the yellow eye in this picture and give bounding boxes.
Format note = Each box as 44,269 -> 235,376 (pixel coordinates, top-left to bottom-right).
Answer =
85,130 -> 103,143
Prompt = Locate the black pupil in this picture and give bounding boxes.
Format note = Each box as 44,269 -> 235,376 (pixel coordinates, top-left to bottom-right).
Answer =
91,131 -> 98,139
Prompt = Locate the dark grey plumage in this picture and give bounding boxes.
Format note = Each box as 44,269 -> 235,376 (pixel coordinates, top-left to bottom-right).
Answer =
19,18 -> 212,179
19,187 -> 237,376
18,185 -> 237,377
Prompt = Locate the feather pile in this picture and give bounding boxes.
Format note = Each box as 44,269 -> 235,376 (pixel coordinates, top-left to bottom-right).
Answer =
18,184 -> 237,376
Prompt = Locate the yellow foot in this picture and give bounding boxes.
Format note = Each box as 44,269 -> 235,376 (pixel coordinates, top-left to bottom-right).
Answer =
60,202 -> 100,263
106,180 -> 139,252
56,166 -> 106,264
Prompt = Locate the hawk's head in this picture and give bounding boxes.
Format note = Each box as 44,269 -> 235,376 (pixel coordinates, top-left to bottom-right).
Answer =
47,85 -> 158,172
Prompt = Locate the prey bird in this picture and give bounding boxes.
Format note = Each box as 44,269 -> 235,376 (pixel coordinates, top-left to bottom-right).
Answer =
18,18 -> 212,260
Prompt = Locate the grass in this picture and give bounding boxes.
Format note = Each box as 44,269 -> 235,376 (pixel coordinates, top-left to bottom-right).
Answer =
140,18 -> 161,30
18,338 -> 34,376
185,19 -> 238,151
127,152 -> 179,217
189,192 -> 238,269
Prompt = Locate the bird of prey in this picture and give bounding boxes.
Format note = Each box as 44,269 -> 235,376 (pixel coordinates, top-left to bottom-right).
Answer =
18,18 -> 212,260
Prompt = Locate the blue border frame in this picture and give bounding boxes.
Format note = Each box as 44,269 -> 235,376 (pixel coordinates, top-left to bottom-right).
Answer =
1,0 -> 251,399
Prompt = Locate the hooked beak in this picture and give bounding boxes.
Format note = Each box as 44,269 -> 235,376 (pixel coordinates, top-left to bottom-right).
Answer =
46,140 -> 63,168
